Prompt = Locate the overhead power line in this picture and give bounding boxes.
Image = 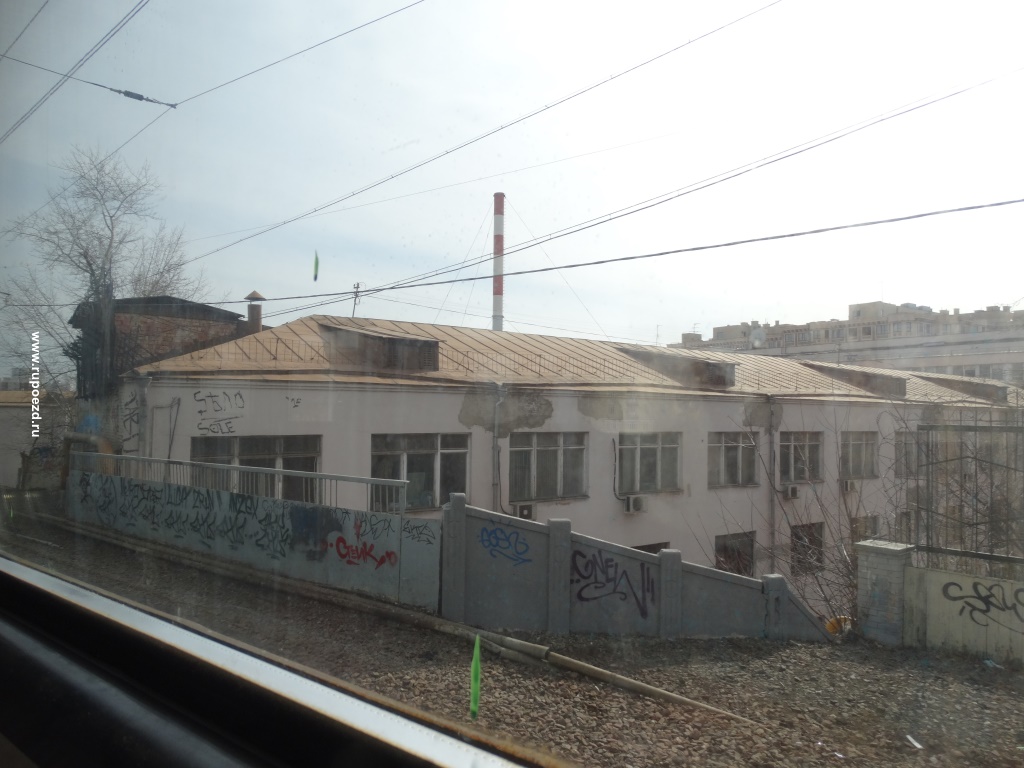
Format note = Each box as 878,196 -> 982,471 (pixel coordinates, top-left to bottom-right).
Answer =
180,0 -> 784,266
229,197 -> 1024,312
0,0 -> 151,146
0,53 -> 178,107
0,1 -> 50,60
368,67 -> 1024,296
175,0 -> 427,106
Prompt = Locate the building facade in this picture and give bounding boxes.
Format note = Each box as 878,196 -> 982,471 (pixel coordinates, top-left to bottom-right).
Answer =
113,315 -> 1024,614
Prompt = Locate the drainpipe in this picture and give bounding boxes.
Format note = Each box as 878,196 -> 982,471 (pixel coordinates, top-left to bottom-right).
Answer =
492,383 -> 507,513
767,394 -> 777,573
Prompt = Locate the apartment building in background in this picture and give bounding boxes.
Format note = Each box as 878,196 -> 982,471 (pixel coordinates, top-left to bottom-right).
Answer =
673,300 -> 1024,383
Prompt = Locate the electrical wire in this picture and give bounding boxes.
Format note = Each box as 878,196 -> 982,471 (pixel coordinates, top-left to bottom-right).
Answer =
234,197 -> 1024,313
368,66 -> 1024,296
180,0 -> 784,266
182,131 -> 680,245
507,198 -> 610,341
0,0 -> 151,146
175,0 -> 427,106
0,53 -> 177,107
0,1 -> 49,60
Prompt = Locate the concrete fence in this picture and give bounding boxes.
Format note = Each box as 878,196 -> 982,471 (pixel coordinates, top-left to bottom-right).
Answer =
443,495 -> 830,641
68,469 -> 440,610
856,540 -> 1024,665
67,462 -> 829,642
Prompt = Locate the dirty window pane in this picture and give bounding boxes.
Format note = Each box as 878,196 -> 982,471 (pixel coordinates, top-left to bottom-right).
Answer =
439,451 -> 467,505
509,450 -> 531,502
639,446 -> 658,491
619,446 -> 637,493
536,449 -> 559,498
562,447 -> 585,496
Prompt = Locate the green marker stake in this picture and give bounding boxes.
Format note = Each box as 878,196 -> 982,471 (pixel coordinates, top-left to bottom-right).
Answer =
314,250 -> 319,282
470,634 -> 481,720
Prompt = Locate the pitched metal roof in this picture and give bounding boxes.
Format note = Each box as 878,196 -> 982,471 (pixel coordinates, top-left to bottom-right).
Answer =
133,315 -> 1023,406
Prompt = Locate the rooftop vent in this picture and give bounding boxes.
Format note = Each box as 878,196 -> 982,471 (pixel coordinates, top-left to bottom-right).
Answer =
798,362 -> 907,399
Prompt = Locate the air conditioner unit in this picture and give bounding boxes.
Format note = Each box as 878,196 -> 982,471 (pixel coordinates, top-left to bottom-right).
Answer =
785,485 -> 799,500
841,480 -> 856,493
624,495 -> 646,514
511,503 -> 533,520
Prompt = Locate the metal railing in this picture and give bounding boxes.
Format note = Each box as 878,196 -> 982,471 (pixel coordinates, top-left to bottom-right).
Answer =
70,452 -> 408,513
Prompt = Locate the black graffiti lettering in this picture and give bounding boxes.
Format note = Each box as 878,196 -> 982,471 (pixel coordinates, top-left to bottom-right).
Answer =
942,580 -> 1024,631
402,519 -> 437,545
254,509 -> 291,559
570,549 -> 655,619
353,512 -> 395,542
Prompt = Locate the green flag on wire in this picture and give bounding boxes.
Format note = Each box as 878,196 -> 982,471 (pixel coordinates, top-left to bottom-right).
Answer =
314,250 -> 319,281
470,634 -> 481,720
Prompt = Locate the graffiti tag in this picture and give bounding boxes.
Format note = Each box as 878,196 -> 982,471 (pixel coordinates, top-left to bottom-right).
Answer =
571,550 -> 655,619
402,519 -> 437,546
195,390 -> 245,435
332,535 -> 397,569
479,525 -> 532,566
942,580 -> 1024,633
121,390 -> 140,454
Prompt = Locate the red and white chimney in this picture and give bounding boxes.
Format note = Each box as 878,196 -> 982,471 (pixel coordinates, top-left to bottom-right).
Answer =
492,192 -> 504,332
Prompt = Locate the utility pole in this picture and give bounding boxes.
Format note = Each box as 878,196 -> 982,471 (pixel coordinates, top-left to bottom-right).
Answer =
352,282 -> 364,318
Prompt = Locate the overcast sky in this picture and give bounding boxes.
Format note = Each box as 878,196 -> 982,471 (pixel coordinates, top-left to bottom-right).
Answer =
1,0 -> 1022,348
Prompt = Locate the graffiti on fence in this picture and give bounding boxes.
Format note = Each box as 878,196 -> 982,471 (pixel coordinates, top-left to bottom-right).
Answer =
353,512 -> 396,542
403,519 -> 437,545
570,549 -> 655,619
479,525 -> 532,566
942,580 -> 1024,634
330,533 -> 398,569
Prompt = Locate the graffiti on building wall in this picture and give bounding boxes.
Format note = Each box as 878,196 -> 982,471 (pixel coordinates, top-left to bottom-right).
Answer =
570,549 -> 655,619
402,519 -> 437,545
942,580 -> 1024,633
479,525 -> 532,566
194,390 -> 245,435
121,390 -> 140,454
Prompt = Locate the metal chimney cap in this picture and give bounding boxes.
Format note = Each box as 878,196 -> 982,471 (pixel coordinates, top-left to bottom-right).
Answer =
244,291 -> 266,302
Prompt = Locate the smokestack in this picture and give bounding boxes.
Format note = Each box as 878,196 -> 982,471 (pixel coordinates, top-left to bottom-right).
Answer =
493,192 -> 504,331
245,290 -> 265,334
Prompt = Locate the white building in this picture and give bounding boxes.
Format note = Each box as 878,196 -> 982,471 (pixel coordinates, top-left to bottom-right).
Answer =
119,315 -> 1024,606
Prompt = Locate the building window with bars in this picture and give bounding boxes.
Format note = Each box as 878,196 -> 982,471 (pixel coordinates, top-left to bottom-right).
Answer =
618,432 -> 679,493
190,435 -> 321,501
370,433 -> 469,510
840,431 -> 877,479
895,431 -> 922,478
779,432 -> 821,483
509,432 -> 586,502
790,523 -> 823,576
708,432 -> 758,487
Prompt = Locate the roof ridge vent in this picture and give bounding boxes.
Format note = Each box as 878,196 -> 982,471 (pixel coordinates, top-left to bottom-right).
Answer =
914,374 -> 1008,403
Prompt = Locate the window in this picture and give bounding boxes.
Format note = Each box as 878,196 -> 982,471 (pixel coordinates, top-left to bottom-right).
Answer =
779,432 -> 821,483
371,433 -> 469,510
190,435 -> 321,501
509,432 -> 586,501
708,432 -> 758,487
895,431 -> 921,478
715,531 -> 755,576
862,326 -> 872,338
790,523 -> 823,576
618,432 -> 679,493
840,431 -> 877,479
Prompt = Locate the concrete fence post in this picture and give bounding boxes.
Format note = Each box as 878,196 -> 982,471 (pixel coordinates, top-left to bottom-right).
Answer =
441,493 -> 467,623
547,519 -> 572,634
762,574 -> 789,641
657,549 -> 683,638
854,539 -> 914,646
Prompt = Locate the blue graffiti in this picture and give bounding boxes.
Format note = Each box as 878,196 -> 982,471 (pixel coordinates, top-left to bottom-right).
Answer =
479,525 -> 532,566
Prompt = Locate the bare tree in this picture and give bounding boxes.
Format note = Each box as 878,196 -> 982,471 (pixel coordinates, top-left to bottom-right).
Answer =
1,147 -> 206,406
